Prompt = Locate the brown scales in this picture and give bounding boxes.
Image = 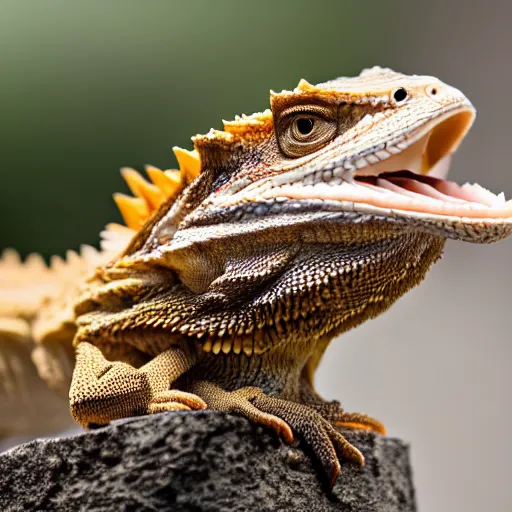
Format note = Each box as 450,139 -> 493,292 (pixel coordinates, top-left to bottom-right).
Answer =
2,67 -> 511,487
0,147 -> 201,413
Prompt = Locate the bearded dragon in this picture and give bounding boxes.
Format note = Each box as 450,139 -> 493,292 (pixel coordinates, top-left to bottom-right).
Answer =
1,67 -> 511,485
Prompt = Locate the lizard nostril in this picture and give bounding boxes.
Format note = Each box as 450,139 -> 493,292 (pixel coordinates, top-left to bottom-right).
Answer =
426,85 -> 440,99
392,87 -> 408,104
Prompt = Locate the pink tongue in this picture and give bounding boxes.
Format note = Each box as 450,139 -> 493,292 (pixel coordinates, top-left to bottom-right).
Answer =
432,180 -> 482,202
386,177 -> 468,204
365,170 -> 498,207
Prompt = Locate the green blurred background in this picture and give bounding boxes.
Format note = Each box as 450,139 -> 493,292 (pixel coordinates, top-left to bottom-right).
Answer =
1,1 -> 511,511
0,0 -> 394,257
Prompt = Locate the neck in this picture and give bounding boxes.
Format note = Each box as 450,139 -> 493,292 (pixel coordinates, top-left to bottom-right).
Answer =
182,231 -> 445,399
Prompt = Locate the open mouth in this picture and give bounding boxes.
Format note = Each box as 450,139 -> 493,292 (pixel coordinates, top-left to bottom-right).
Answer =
264,107 -> 512,220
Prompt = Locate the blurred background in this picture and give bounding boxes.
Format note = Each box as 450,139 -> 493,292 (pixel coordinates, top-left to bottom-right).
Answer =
1,1 -> 511,510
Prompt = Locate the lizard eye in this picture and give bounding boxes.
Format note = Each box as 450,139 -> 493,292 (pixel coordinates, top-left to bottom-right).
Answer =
291,115 -> 323,141
296,117 -> 315,135
277,109 -> 337,158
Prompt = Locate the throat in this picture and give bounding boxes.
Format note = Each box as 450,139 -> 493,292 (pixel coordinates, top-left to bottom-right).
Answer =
178,233 -> 445,399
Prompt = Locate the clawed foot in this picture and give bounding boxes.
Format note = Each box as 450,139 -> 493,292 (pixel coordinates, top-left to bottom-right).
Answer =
189,381 -> 294,444
69,343 -> 384,486
190,381 -> 382,487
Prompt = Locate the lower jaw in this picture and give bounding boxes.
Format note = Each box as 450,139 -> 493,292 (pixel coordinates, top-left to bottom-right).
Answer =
259,162 -> 512,220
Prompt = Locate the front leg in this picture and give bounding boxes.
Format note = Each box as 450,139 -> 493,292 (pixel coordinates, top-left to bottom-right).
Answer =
70,342 -> 206,428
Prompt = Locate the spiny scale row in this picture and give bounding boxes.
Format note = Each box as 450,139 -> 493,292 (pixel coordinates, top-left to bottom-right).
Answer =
113,147 -> 201,230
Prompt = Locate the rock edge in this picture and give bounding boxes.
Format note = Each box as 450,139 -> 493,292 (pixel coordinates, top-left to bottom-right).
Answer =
0,410 -> 416,512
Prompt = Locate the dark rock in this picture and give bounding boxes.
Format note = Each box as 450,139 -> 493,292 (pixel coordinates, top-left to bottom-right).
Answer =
0,410 -> 416,511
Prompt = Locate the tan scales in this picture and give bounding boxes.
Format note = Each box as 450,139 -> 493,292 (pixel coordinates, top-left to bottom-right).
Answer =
1,67 -> 512,486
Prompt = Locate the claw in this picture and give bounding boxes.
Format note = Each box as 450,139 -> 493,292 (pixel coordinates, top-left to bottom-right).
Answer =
258,412 -> 295,444
332,412 -> 387,435
329,460 -> 341,488
333,420 -> 386,435
330,428 -> 366,467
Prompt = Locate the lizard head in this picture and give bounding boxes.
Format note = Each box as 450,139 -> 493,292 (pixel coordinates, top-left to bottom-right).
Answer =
75,68 -> 511,358
173,66 -> 510,245
115,67 -> 511,283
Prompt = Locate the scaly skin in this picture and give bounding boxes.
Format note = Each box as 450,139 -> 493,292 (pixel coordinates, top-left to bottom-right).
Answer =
0,169 -> 189,436
3,67 -> 512,485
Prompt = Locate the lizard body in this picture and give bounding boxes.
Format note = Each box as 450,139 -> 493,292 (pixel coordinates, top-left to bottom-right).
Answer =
2,67 -> 511,484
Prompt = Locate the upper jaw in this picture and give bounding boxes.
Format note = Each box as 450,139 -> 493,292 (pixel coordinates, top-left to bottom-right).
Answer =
251,102 -> 512,225
190,100 -> 512,244
352,104 -> 476,180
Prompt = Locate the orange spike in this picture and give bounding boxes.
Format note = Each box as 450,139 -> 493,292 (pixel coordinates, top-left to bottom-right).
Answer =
145,165 -> 182,198
173,147 -> 201,182
164,170 -> 182,188
120,167 -> 165,210
113,193 -> 149,230
296,78 -> 317,92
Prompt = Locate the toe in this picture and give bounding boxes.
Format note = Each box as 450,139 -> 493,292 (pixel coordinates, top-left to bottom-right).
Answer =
189,381 -> 295,444
332,413 -> 386,435
242,405 -> 294,444
328,426 -> 366,467
148,402 -> 191,413
151,390 -> 207,410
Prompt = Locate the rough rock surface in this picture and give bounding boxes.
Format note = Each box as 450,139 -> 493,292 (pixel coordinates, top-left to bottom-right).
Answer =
0,410 -> 416,511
